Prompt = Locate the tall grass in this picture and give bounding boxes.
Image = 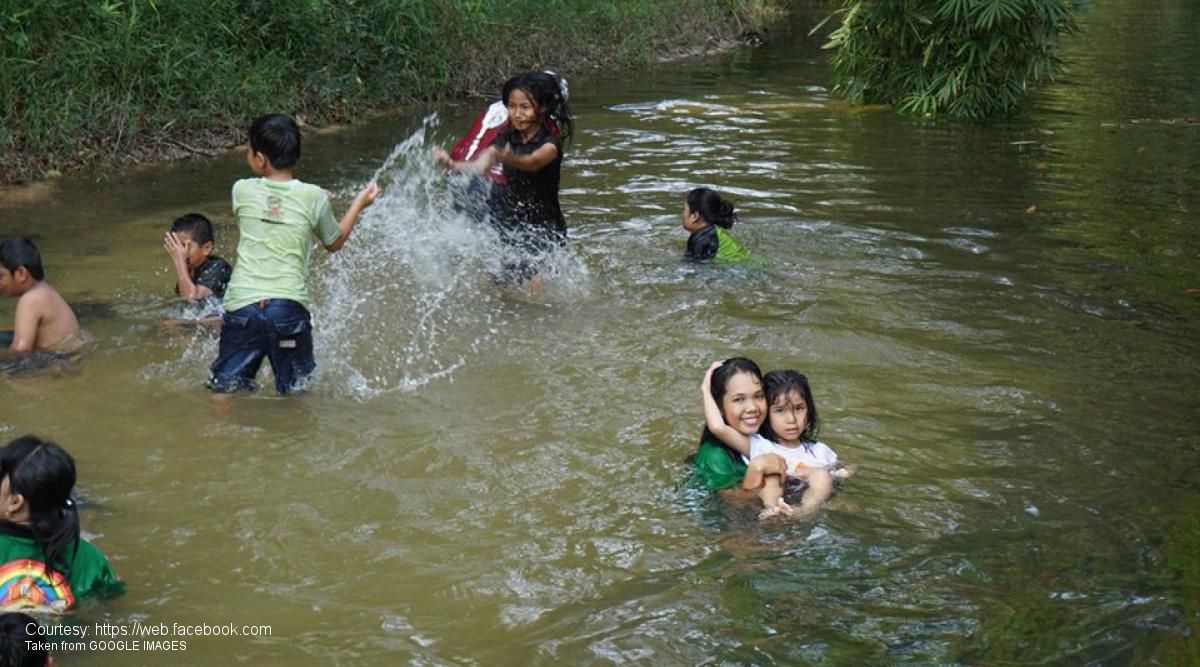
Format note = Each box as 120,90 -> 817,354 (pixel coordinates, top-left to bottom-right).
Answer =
0,0 -> 783,183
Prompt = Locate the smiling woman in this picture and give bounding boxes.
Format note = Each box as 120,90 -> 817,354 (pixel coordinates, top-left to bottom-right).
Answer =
688,357 -> 765,492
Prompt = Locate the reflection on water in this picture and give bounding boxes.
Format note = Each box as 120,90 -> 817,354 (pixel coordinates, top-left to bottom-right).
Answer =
0,0 -> 1198,664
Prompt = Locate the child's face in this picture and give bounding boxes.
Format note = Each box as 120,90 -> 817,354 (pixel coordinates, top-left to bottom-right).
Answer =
506,89 -> 541,135
174,232 -> 212,270
768,390 -> 809,445
0,266 -> 24,296
681,203 -> 705,232
720,371 -> 767,436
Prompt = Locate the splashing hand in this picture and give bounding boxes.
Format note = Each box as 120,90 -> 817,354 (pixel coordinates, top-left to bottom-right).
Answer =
354,181 -> 380,209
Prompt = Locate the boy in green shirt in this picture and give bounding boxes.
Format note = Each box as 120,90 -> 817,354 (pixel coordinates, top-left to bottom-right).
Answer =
208,114 -> 379,395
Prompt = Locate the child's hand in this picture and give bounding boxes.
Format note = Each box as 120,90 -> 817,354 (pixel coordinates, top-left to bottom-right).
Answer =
354,181 -> 380,209
432,147 -> 450,166
747,453 -> 788,477
163,232 -> 187,264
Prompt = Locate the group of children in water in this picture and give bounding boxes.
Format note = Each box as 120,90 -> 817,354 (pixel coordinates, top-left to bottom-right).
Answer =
0,68 -> 839,661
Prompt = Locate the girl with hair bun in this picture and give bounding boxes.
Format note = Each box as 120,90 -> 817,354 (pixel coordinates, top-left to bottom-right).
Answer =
681,188 -> 751,264
0,436 -> 122,612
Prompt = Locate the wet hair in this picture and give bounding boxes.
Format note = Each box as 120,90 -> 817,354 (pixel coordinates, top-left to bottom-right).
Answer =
169,213 -> 215,246
248,114 -> 301,169
502,71 -> 574,147
0,436 -> 80,580
758,370 -> 821,446
0,238 -> 44,282
694,357 -> 764,464
0,612 -> 47,667
686,188 -> 738,229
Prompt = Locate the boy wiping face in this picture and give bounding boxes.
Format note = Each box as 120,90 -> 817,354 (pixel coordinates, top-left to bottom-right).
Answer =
163,213 -> 232,312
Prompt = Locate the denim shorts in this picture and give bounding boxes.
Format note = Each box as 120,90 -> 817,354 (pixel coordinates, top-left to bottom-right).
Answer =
208,299 -> 315,395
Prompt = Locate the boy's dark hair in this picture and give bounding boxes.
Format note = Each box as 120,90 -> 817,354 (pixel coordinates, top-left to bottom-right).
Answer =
248,114 -> 301,169
687,188 -> 738,229
502,71 -> 574,146
0,436 -> 80,580
0,612 -> 47,667
0,238 -> 44,282
170,213 -> 215,246
692,357 -> 764,465
759,370 -> 821,445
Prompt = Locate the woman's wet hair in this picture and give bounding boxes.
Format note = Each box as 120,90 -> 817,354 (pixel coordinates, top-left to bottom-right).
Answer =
0,436 -> 80,579
170,213 -> 215,247
696,357 -> 764,463
502,71 -> 574,146
686,188 -> 738,229
758,370 -> 821,444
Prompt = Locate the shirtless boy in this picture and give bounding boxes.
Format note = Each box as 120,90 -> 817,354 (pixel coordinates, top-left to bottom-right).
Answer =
0,237 -> 81,352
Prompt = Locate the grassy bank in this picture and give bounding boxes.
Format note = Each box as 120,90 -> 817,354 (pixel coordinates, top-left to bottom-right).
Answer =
0,0 -> 785,184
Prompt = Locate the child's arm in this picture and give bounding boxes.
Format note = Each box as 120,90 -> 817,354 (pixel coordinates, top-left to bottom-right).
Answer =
323,182 -> 380,253
163,232 -> 212,301
8,291 -> 44,352
741,454 -> 787,491
493,142 -> 558,173
701,361 -> 752,457
433,147 -> 495,177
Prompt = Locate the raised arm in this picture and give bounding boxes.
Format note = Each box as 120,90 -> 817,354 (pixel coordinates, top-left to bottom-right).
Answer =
163,232 -> 212,301
323,182 -> 380,253
701,361 -> 752,457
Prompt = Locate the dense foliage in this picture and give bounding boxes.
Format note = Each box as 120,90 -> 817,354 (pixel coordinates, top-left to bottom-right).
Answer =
823,0 -> 1083,119
0,0 -> 780,182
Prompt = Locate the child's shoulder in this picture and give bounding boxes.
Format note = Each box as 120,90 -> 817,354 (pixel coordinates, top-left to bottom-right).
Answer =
20,281 -> 60,304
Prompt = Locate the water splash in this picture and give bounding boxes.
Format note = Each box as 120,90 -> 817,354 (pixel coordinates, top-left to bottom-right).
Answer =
310,115 -> 588,399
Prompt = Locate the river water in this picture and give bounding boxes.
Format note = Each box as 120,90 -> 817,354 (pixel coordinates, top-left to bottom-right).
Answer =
1,1 -> 1197,664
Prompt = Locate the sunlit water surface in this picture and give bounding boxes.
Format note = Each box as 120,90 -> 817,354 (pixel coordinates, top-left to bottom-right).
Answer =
1,2 -> 1198,664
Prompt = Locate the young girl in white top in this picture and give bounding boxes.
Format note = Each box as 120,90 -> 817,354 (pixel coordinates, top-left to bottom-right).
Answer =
754,370 -> 855,517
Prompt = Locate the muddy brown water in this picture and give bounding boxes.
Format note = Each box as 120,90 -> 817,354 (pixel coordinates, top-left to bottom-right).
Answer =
1,2 -> 1198,664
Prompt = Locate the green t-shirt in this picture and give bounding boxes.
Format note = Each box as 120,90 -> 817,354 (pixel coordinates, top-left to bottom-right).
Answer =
224,177 -> 341,312
690,438 -> 748,492
713,227 -> 751,264
0,523 -> 124,612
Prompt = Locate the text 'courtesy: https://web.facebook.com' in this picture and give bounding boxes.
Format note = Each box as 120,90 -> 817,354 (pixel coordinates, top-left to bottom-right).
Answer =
25,620 -> 273,654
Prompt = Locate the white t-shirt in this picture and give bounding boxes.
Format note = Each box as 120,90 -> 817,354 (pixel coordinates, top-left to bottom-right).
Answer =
749,434 -> 838,478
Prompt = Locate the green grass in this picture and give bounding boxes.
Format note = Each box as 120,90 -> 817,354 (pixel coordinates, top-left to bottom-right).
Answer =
0,0 -> 785,183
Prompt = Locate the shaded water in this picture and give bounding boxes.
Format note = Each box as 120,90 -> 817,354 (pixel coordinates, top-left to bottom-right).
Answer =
2,1 -> 1198,664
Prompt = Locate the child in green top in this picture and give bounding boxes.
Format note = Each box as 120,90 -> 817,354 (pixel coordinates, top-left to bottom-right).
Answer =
0,436 -> 123,613
208,114 -> 379,395
681,188 -> 750,264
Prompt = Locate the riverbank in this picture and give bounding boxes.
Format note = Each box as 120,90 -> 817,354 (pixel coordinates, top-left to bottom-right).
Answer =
0,0 -> 787,185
